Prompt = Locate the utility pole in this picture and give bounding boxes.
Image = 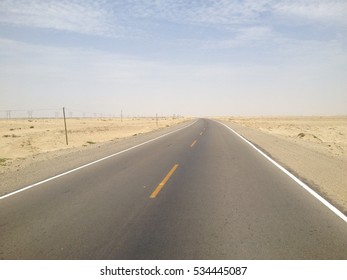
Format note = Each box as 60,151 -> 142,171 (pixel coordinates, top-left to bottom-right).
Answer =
156,113 -> 158,127
6,110 -> 11,120
63,107 -> 68,145
121,110 -> 123,122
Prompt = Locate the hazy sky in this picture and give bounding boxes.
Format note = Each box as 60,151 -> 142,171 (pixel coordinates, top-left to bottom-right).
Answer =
1,0 -> 346,116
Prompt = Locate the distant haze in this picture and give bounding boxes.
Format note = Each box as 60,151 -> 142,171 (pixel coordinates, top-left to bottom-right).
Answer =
1,0 -> 346,116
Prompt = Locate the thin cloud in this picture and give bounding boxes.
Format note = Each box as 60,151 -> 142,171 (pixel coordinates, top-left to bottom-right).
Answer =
274,0 -> 347,26
0,0 -> 121,36
119,0 -> 347,27
1,0 -> 346,38
118,0 -> 272,26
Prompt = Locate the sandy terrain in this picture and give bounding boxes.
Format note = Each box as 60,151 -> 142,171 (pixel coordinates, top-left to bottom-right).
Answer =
1,115 -> 346,215
0,117 -> 189,172
218,116 -> 347,214
223,116 -> 346,159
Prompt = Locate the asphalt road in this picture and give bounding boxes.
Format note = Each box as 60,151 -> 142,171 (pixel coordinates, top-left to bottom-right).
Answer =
0,119 -> 346,259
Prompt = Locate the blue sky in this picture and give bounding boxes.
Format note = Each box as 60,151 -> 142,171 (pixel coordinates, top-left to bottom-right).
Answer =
0,0 -> 346,116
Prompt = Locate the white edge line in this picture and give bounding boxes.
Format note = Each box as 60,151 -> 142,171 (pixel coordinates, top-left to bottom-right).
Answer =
0,120 -> 198,200
216,120 -> 347,224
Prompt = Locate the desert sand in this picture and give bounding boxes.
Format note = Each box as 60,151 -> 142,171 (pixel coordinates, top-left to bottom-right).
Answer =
222,116 -> 347,159
0,117 -> 189,171
218,116 -> 347,213
1,116 -> 346,214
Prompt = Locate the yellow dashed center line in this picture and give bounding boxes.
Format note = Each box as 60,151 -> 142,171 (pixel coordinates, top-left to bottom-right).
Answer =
150,164 -> 179,198
190,140 -> 197,148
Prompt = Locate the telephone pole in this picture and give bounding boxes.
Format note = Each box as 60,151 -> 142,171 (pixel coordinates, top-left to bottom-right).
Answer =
63,107 -> 68,145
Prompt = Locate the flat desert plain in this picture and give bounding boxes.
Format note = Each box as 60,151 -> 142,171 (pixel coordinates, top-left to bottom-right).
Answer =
0,117 -> 189,172
1,116 -> 346,214
218,116 -> 347,213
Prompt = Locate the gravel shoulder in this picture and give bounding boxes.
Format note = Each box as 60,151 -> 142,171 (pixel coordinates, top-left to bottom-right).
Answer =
0,119 -> 195,196
218,119 -> 347,215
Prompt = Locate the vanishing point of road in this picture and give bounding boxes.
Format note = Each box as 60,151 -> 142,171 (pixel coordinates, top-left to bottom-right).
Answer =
1,119 -> 346,259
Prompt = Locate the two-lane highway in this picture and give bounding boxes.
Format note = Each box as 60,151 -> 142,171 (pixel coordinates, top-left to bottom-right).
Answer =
0,119 -> 346,259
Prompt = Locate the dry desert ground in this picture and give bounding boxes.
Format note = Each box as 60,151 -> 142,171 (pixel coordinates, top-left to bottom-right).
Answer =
218,116 -> 347,213
1,116 -> 346,214
0,117 -> 189,172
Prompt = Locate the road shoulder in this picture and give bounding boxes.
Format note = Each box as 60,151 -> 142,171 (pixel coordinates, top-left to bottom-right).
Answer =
0,120 -> 194,196
218,120 -> 347,215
